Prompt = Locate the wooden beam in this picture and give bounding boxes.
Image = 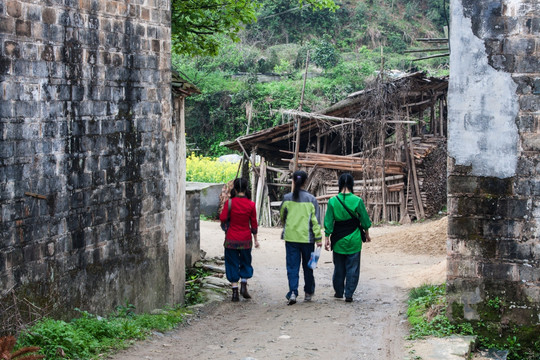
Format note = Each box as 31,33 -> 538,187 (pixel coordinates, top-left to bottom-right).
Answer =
236,139 -> 259,176
404,48 -> 450,53
412,53 -> 450,61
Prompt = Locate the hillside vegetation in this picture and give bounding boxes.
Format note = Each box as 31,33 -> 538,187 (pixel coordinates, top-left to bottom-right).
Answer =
174,0 -> 449,155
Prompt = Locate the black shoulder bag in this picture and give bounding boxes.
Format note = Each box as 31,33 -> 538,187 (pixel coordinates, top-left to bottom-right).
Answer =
335,195 -> 367,243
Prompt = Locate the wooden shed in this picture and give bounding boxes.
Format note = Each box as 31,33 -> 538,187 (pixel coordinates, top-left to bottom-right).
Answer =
222,71 -> 448,226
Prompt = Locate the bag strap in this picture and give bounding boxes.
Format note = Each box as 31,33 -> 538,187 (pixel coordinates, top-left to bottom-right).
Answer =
227,199 -> 232,221
335,195 -> 359,222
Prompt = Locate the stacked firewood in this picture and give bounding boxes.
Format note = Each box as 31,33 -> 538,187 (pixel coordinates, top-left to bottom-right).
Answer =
283,152 -> 406,175
410,136 -> 447,218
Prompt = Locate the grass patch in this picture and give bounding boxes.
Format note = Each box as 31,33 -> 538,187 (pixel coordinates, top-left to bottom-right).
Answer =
15,305 -> 190,360
407,284 -> 540,360
14,269 -> 213,360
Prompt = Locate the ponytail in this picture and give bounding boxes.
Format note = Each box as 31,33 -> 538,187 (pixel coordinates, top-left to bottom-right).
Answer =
292,170 -> 308,200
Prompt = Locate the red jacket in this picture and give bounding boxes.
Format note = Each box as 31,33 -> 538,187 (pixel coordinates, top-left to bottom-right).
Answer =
219,196 -> 258,247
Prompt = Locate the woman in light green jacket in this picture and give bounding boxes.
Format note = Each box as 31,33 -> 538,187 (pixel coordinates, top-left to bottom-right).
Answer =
280,170 -> 322,305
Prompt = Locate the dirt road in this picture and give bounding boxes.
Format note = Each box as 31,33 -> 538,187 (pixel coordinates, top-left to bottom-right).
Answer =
112,217 -> 447,360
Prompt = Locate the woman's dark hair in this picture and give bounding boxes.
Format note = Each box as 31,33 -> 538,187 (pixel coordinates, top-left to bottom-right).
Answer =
231,177 -> 251,199
292,170 -> 308,200
338,173 -> 355,193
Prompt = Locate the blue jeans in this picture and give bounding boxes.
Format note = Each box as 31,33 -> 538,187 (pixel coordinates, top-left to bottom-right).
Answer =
285,242 -> 315,298
224,248 -> 253,283
332,251 -> 361,298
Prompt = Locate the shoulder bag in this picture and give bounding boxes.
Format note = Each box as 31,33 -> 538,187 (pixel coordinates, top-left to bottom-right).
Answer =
335,195 -> 367,243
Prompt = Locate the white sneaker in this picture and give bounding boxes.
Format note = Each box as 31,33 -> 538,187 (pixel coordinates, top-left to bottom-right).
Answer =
288,293 -> 297,305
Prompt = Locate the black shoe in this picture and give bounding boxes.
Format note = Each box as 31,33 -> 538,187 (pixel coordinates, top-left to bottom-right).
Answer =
334,293 -> 343,299
240,282 -> 251,299
345,297 -> 353,303
232,288 -> 239,302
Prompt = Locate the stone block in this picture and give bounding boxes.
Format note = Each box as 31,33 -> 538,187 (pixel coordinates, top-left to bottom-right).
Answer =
518,263 -> 539,282
521,133 -> 540,151
15,19 -> 31,37
6,1 -> 22,18
530,17 -> 540,34
520,94 -> 540,112
4,40 -> 20,58
26,5 -> 41,22
0,17 -> 15,34
480,262 -> 518,281
448,217 -> 482,238
490,54 -> 515,72
42,7 -> 56,24
503,37 -> 536,55
516,55 -> 540,73
448,175 -> 478,195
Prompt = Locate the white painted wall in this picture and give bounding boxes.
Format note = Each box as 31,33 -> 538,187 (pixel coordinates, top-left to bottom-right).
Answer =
448,0 -> 520,178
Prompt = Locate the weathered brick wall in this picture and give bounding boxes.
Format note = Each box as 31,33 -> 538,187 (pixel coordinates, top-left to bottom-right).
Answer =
0,0 -> 184,320
447,0 -> 539,330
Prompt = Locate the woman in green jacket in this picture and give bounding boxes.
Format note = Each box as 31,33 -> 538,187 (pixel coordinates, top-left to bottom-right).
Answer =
324,173 -> 371,302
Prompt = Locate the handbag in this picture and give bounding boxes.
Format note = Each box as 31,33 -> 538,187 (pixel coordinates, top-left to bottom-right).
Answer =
220,199 -> 231,233
335,195 -> 367,243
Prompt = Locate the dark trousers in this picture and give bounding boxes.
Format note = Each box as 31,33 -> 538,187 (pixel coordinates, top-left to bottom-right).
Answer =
332,251 -> 361,298
224,248 -> 253,283
285,242 -> 315,297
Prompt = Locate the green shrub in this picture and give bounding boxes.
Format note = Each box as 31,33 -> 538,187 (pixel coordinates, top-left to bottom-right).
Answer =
16,306 -> 188,360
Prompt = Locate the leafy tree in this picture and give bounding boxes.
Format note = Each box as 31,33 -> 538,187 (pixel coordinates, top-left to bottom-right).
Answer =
172,0 -> 338,57
311,34 -> 340,69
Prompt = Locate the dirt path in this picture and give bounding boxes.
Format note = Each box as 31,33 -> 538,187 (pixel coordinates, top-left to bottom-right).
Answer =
112,217 -> 447,360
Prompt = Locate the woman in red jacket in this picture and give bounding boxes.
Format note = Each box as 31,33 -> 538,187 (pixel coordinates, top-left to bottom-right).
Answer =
219,178 -> 259,302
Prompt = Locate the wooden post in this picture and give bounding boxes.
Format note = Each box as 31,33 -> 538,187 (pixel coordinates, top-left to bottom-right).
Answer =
255,158 -> 267,223
292,116 -> 302,172
299,50 -> 310,112
246,101 -> 253,136
431,94 -> 436,135
251,145 -> 258,202
404,129 -> 420,220
439,97 -> 445,137
293,51 -> 310,172
380,123 -> 387,222
380,46 -> 385,80
236,139 -> 259,177
407,119 -> 425,219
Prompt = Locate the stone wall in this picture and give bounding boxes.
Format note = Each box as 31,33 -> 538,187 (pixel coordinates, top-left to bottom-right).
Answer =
447,0 -> 539,332
185,188 -> 200,268
0,0 -> 184,321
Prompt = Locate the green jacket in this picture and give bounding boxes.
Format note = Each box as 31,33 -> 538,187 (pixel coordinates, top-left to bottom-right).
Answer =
280,190 -> 322,243
324,192 -> 371,254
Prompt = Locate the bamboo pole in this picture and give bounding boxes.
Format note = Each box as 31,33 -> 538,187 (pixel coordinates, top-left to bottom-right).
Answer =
380,123 -> 388,221
246,101 -> 253,135
255,158 -> 267,223
293,51 -> 310,172
439,97 -> 444,137
404,107 -> 420,220
407,120 -> 425,218
236,139 -> 259,177
251,145 -> 258,202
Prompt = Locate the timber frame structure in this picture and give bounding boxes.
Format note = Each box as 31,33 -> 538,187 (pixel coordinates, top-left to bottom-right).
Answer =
222,71 -> 448,226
